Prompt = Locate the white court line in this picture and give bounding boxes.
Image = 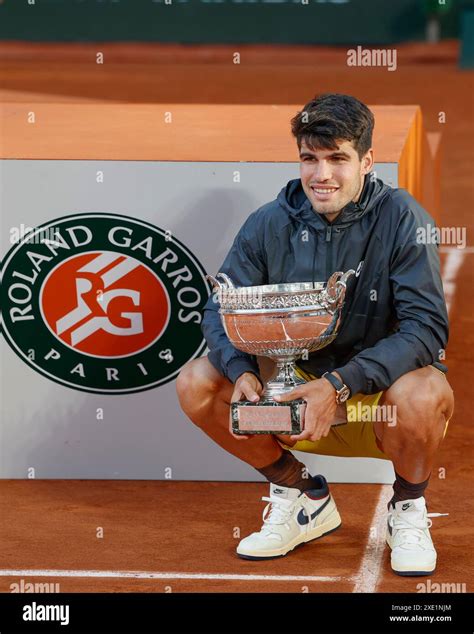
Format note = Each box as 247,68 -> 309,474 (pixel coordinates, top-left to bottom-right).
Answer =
0,569 -> 347,583
441,249 -> 467,317
352,485 -> 391,593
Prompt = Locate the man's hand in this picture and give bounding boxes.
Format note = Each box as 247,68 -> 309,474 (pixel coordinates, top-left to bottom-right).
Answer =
274,376 -> 339,442
229,372 -> 264,440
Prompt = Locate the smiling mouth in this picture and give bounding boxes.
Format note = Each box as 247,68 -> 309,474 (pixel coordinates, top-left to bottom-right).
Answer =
311,186 -> 339,195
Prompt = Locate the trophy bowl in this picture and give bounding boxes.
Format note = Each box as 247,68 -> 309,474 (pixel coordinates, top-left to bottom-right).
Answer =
207,270 -> 355,435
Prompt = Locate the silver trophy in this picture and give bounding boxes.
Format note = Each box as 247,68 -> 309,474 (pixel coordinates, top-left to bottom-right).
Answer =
207,269 -> 355,435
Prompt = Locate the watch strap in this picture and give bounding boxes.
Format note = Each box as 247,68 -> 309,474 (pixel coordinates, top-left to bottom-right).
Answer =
322,371 -> 344,392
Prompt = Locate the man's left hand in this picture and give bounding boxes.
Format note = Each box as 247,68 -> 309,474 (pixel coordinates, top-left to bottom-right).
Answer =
274,377 -> 339,442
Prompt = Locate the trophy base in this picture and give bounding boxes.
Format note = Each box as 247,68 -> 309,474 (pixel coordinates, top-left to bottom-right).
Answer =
231,399 -> 306,435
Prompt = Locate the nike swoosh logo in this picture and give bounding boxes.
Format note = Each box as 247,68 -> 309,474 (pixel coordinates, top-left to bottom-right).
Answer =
297,496 -> 331,526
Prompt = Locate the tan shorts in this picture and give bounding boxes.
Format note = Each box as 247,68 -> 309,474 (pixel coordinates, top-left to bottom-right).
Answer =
277,365 -> 450,460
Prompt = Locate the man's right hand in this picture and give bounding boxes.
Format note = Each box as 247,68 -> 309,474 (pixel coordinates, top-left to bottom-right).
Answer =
229,372 -> 264,440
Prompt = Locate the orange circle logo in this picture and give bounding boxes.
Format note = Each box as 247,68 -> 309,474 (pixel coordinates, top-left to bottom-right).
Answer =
40,251 -> 170,358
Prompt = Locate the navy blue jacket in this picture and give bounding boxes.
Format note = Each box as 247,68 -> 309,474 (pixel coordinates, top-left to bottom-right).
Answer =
201,175 -> 448,395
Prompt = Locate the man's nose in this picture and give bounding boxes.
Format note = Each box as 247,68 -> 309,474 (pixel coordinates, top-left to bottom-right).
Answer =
313,160 -> 332,181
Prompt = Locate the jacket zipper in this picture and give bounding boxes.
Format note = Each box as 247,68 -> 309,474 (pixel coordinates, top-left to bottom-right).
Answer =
325,225 -> 332,279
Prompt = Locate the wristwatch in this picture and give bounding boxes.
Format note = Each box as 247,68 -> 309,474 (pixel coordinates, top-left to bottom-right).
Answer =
322,372 -> 351,404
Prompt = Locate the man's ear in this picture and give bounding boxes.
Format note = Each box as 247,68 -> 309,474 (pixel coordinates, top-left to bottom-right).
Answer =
361,148 -> 374,175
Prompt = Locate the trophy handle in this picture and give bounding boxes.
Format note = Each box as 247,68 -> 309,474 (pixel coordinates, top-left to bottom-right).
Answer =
206,272 -> 236,290
336,269 -> 355,293
217,272 -> 236,288
324,269 -> 355,309
206,274 -> 219,289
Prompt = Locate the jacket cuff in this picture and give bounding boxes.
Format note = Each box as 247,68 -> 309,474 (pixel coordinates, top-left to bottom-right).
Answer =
226,357 -> 262,386
333,360 -> 368,396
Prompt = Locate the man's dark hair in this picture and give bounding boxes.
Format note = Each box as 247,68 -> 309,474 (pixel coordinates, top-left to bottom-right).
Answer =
290,93 -> 374,159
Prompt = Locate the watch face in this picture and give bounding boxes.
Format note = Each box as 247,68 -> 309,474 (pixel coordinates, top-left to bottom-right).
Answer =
338,386 -> 351,403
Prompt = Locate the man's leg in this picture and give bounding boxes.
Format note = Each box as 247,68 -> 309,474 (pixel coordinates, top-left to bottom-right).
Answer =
373,366 -> 454,575
177,356 -> 342,559
374,365 -> 454,490
176,356 -> 326,490
176,356 -> 283,468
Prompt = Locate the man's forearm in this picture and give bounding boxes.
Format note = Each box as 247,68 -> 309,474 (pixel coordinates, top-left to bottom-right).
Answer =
334,323 -> 446,396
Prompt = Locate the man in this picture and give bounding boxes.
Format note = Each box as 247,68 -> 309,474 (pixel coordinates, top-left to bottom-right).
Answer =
176,93 -> 454,576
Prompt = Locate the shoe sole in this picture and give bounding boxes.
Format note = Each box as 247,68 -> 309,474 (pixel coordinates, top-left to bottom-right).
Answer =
236,511 -> 342,561
386,536 -> 436,576
393,569 -> 436,577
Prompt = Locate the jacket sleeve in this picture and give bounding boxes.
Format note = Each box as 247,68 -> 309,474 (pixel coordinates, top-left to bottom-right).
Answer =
334,220 -> 449,395
201,211 -> 268,384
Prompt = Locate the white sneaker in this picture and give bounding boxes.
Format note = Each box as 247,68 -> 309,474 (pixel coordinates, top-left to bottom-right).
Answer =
386,497 -> 448,576
236,477 -> 342,560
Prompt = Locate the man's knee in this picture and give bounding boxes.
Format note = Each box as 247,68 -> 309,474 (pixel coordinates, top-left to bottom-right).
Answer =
176,357 -> 230,413
382,367 -> 454,442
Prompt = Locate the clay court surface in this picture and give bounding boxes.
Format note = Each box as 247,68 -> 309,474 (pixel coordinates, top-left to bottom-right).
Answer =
0,40 -> 473,594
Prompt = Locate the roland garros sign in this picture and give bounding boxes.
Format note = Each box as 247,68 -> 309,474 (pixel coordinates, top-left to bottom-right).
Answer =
1,213 -> 209,393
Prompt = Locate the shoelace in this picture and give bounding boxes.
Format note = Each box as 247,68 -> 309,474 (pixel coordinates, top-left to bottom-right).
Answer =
260,495 -> 314,536
389,509 -> 449,548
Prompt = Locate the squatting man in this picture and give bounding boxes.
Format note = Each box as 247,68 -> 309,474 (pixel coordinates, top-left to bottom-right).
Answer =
177,93 -> 454,576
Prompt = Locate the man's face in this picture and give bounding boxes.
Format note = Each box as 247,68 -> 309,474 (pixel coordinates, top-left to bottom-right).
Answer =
299,139 -> 373,218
